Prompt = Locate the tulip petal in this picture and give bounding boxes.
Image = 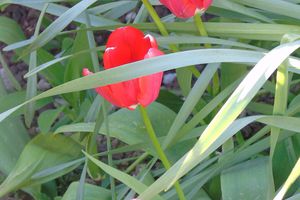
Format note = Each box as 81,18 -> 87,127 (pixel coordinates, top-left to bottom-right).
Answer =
160,0 -> 197,18
190,0 -> 213,10
82,68 -> 93,76
100,83 -> 138,108
105,26 -> 151,64
95,85 -> 121,106
106,26 -> 144,49
82,68 -> 138,108
103,43 -> 132,69
137,48 -> 164,107
144,34 -> 158,49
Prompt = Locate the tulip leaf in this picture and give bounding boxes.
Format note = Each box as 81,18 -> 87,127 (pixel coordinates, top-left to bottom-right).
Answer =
61,182 -> 111,200
83,152 -> 164,200
273,136 -> 300,195
0,0 -> 64,6
138,40 -> 300,200
0,116 -> 30,175
0,134 -> 82,197
213,0 -> 273,23
21,0 -> 98,56
221,157 -> 274,200
0,86 -> 30,176
2,48 -> 300,123
232,0 -> 300,21
63,24 -> 93,108
88,1 -> 138,15
221,63 -> 247,90
156,35 -> 264,51
0,16 -> 64,86
156,90 -> 183,113
162,63 -> 219,149
37,107 -> 65,133
56,102 -> 196,163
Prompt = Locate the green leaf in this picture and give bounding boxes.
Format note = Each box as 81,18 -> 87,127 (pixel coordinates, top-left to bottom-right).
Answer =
21,0 -> 98,56
101,102 -> 194,162
88,1 -> 138,15
63,24 -> 93,108
66,22 -> 300,41
0,52 -> 22,91
273,136 -> 300,196
274,158 -> 300,200
221,63 -> 247,90
83,152 -> 164,200
138,40 -> 300,200
156,90 -> 183,113
221,157 -> 274,200
163,63 -> 219,149
232,0 -> 300,21
286,192 -> 300,200
0,134 -> 82,197
0,115 -> 30,175
0,91 -> 52,118
213,0 -> 273,23
0,16 -> 64,86
56,102 -> 196,162
0,0 -> 65,6
61,182 -> 111,200
38,107 -> 64,133
0,90 -> 46,178
156,35 -> 264,51
176,68 -> 192,97
2,48 -> 300,122
24,3 -> 48,127
23,2 -> 120,28
24,46 -> 103,78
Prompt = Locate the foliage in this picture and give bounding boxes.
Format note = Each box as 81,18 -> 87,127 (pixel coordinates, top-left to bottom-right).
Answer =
0,1 -> 300,200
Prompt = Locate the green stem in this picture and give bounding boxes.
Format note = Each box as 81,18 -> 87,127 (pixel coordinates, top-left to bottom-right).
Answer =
194,13 -> 220,96
102,100 -> 116,200
139,105 -> 186,200
194,13 -> 211,49
86,105 -> 104,180
141,0 -> 169,37
125,152 -> 149,173
270,64 -> 288,159
141,0 -> 178,52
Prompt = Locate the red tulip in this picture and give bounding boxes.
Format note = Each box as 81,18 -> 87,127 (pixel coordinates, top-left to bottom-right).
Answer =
83,26 -> 164,110
160,0 -> 213,18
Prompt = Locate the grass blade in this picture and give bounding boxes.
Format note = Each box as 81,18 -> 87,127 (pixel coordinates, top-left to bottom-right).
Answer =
21,0 -> 98,57
0,52 -> 22,91
1,48 -> 300,123
138,40 -> 300,200
24,4 -> 48,127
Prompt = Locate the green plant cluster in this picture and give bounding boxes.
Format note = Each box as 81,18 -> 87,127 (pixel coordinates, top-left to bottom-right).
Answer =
0,0 -> 300,200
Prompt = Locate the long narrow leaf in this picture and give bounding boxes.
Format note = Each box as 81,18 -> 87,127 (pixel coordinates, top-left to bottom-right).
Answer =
138,40 -> 300,200
1,49 -> 300,123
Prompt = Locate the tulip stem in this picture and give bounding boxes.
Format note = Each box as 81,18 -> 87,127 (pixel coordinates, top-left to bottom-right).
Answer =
125,152 -> 149,173
139,105 -> 186,200
194,12 -> 220,96
194,12 -> 211,48
102,100 -> 116,200
141,0 -> 200,78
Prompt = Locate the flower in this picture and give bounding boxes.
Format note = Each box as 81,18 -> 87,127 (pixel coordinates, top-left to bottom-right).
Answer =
83,26 -> 164,110
159,0 -> 213,18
